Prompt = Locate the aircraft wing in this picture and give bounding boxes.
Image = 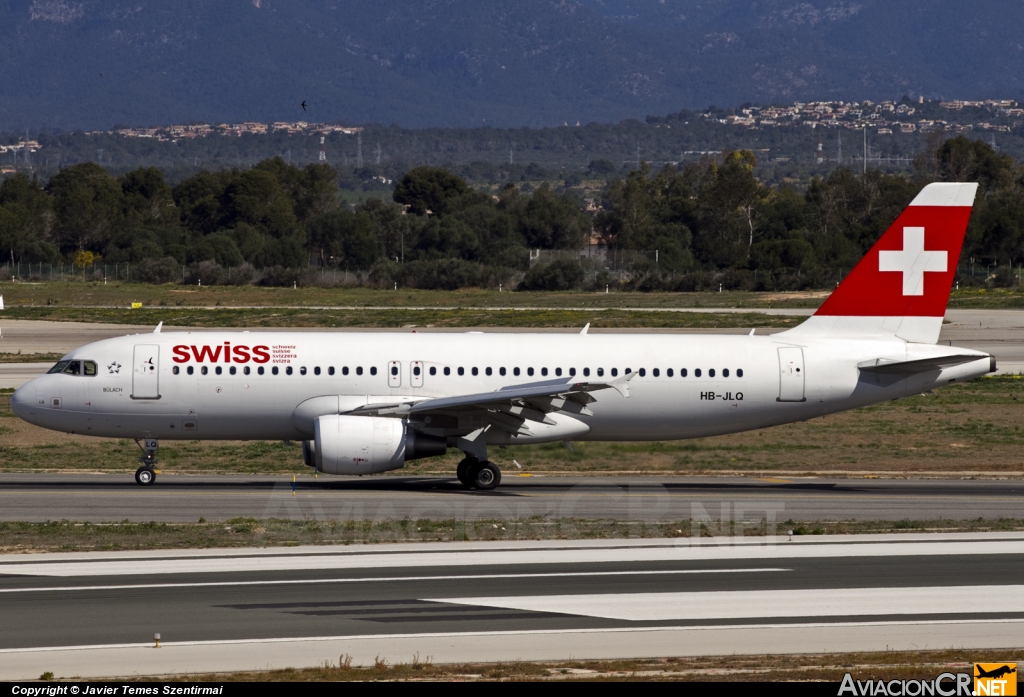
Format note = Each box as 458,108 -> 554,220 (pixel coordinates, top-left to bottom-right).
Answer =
858,354 -> 992,374
345,373 -> 636,429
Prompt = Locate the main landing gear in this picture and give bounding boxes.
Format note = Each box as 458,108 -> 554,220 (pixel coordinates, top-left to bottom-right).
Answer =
134,438 -> 159,486
456,457 -> 502,490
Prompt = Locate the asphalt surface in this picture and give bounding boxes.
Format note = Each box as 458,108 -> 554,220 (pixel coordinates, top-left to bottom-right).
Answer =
0,534 -> 1021,678
0,474 -> 1021,523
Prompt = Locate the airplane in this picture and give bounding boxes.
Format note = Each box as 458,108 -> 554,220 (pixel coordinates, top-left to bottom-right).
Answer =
9,182 -> 994,489
976,665 -> 1016,680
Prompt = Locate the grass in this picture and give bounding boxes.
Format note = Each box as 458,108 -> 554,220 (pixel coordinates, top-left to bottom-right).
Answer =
0,306 -> 802,329
2,516 -> 1022,553
97,650 -> 1009,682
4,376 -> 1024,477
5,279 -> 1024,310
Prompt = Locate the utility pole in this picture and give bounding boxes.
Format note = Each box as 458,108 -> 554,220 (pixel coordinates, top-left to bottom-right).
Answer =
356,131 -> 363,168
375,142 -> 381,166
837,132 -> 842,164
509,145 -> 513,165
862,126 -> 867,175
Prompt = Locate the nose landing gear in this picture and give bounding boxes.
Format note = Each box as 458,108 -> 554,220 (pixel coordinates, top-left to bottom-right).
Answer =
134,438 -> 159,486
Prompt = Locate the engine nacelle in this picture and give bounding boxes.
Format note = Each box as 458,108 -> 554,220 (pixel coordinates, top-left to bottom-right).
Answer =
311,415 -> 447,475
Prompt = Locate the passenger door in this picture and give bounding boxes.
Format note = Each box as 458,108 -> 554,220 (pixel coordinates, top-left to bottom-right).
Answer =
132,345 -> 160,399
777,347 -> 805,402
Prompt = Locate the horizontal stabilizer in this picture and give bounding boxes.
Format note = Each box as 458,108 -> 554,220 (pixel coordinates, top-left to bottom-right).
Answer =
858,354 -> 992,374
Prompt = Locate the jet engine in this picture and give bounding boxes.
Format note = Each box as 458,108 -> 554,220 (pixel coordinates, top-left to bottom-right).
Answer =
306,415 -> 447,475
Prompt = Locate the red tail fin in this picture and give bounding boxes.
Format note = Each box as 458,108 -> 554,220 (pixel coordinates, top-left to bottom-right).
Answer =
783,182 -> 977,344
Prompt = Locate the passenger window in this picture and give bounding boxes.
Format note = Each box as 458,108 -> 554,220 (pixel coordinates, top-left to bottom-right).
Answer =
499,367 -> 506,376
258,366 -> 265,375
695,368 -> 702,377
286,366 -> 294,376
709,368 -> 716,378
541,368 -> 548,376
370,367 -> 377,376
569,368 -> 576,377
737,369 -> 743,378
63,361 -> 81,375
229,366 -> 236,375
84,361 -> 97,376
638,368 -> 646,377
413,366 -> 421,376
485,367 -> 492,376
652,368 -> 659,377
216,366 -> 223,375
611,368 -> 618,377
356,367 -> 363,376
528,368 -> 534,376
555,368 -> 562,377
514,367 -> 521,376
201,366 -> 209,375
667,368 -> 673,377
314,367 -> 321,376
187,366 -> 194,375
625,368 -> 632,374
328,367 -> 334,376
583,368 -> 590,377
472,367 -> 479,376
444,367 -> 451,376
272,366 -> 279,375
244,366 -> 251,375
342,367 -> 349,375
48,361 -> 70,374
173,366 -> 180,375
458,367 -> 465,376
597,368 -> 604,377
681,368 -> 688,377
429,367 -> 437,376
723,368 -> 729,378
391,365 -> 398,376
299,367 -> 306,376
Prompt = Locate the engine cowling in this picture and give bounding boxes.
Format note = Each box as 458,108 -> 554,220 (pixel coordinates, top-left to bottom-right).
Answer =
311,415 -> 447,475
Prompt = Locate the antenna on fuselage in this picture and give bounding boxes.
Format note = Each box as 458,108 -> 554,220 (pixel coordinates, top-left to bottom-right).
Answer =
153,322 -> 162,334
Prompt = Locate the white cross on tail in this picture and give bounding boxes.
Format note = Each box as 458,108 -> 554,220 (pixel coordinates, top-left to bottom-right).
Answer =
878,227 -> 947,296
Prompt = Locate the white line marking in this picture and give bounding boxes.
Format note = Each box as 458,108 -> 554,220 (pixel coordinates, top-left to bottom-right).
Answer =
2,540 -> 1021,577
0,567 -> 787,593
432,585 -> 1024,621
1,618 -> 1020,654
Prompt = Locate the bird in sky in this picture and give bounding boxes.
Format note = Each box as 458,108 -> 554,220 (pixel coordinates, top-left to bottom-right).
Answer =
301,101 -> 307,111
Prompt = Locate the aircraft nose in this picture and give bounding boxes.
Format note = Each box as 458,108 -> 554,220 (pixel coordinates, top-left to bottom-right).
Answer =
9,383 -> 34,420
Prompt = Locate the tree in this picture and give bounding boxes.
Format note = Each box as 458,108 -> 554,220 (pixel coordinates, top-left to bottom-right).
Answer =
393,166 -> 468,216
46,163 -> 123,254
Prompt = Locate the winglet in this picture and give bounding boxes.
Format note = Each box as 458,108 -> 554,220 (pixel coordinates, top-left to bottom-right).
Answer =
608,370 -> 639,398
580,323 -> 590,335
153,322 -> 163,334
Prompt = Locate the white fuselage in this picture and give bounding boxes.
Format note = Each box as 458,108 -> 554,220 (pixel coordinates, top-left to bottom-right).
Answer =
10,330 -> 993,445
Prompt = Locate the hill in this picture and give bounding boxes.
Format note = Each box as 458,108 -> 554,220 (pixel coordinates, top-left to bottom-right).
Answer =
2,1 -> 1024,130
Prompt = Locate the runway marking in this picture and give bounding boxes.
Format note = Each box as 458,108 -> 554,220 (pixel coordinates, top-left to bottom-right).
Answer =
433,584 -> 1024,622
0,567 -> 789,593
1,540 -> 1022,577
1,618 -> 1021,654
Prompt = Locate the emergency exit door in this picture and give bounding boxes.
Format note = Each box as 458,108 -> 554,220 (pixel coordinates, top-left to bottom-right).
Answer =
388,360 -> 402,387
411,361 -> 424,387
777,347 -> 805,402
132,345 -> 160,399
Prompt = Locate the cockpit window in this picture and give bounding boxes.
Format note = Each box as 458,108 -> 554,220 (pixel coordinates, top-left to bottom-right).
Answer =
48,361 -> 70,374
62,361 -> 82,375
83,361 -> 97,376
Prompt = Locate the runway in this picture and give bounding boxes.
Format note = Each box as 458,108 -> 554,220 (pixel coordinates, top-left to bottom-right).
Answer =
1,308 -> 1023,387
0,533 -> 1020,678
0,474 -> 1021,523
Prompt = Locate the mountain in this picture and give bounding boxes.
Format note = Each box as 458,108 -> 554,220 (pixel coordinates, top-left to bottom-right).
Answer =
2,0 -> 1024,131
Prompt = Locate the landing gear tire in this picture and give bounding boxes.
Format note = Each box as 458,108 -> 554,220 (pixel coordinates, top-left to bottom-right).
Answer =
471,461 -> 501,491
456,457 -> 477,487
135,466 -> 156,486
